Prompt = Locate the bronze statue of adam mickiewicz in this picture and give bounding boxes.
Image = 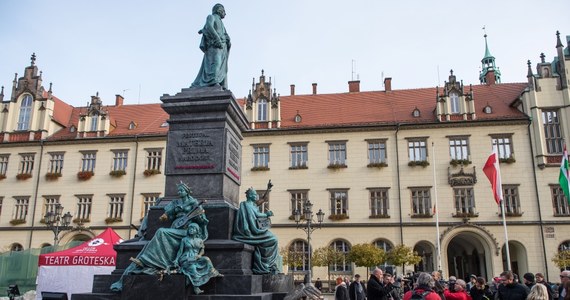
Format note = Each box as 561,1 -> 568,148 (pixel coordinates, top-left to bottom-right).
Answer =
191,3 -> 231,89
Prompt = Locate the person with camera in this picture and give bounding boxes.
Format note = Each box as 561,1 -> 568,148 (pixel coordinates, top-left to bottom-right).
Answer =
403,272 -> 442,300
469,277 -> 493,300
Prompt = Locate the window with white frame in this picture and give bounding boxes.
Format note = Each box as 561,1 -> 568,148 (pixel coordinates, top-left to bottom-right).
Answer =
17,95 -> 33,131
290,143 -> 308,168
145,148 -> 162,171
48,152 -> 64,174
290,190 -> 308,216
551,185 -> 569,216
502,185 -> 521,216
449,136 -> 470,160
330,240 -> 351,272
257,99 -> 268,121
90,114 -> 99,131
329,189 -> 348,216
112,150 -> 128,172
408,139 -> 428,162
453,187 -> 476,216
369,188 -> 389,217
374,239 -> 394,266
252,144 -> 270,169
13,196 -> 29,221
43,196 -> 60,218
0,154 -> 9,177
108,194 -> 125,220
288,240 -> 310,272
450,92 -> 460,114
76,194 -> 92,221
410,188 -> 432,216
542,110 -> 564,154
19,153 -> 35,175
367,139 -> 387,164
328,141 -> 347,166
491,135 -> 514,160
80,151 -> 96,172
141,193 -> 160,218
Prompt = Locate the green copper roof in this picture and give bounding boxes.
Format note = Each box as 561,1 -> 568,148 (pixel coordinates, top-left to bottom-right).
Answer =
483,34 -> 494,59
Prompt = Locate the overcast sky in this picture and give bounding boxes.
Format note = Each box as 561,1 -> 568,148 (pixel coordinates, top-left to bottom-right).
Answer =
0,1 -> 568,107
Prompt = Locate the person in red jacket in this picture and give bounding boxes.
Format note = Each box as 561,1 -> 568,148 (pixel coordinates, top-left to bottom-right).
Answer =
444,279 -> 473,300
403,272 -> 442,300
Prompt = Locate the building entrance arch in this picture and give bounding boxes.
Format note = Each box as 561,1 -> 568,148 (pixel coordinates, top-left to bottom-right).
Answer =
442,226 -> 496,280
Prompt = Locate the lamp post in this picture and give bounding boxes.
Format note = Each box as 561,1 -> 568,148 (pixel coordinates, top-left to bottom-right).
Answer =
43,204 -> 73,245
293,200 -> 325,284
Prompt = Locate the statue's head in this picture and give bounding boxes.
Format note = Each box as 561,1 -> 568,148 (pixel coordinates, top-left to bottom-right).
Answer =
245,187 -> 257,200
187,222 -> 201,235
177,181 -> 192,196
212,3 -> 225,17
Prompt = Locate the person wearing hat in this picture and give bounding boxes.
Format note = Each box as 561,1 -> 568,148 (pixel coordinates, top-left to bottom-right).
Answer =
523,273 -> 536,290
467,275 -> 478,292
349,274 -> 366,300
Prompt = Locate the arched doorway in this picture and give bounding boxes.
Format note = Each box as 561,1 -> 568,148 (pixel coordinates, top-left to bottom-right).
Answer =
414,241 -> 435,273
501,241 -> 528,276
447,232 -> 490,280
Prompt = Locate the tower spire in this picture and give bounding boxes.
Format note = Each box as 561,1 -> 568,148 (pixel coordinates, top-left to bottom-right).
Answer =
479,30 -> 501,85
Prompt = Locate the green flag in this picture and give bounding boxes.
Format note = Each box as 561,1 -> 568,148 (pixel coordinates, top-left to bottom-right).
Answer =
560,145 -> 570,201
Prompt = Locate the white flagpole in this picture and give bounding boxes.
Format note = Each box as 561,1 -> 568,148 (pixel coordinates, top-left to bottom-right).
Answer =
493,144 -> 512,271
432,142 -> 442,272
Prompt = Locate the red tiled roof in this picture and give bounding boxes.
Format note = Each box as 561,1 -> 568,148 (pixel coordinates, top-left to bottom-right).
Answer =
274,83 -> 528,129
51,95 -> 74,126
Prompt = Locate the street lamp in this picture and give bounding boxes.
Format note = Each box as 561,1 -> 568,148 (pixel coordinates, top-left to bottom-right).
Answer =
293,199 -> 325,284
43,204 -> 73,245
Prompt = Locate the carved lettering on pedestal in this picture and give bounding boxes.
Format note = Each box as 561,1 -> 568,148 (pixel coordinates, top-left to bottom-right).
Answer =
170,130 -> 219,172
225,130 -> 241,183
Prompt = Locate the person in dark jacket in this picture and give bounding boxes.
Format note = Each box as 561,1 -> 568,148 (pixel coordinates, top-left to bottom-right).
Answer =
432,271 -> 446,300
470,277 -> 493,300
523,273 -> 536,290
368,268 -> 394,300
534,273 -> 553,300
497,271 -> 530,300
336,277 -> 350,300
349,274 -> 366,300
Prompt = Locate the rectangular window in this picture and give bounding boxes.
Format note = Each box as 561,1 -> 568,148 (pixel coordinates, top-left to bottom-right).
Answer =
0,154 -> 9,177
290,190 -> 308,216
502,185 -> 521,216
19,153 -> 35,174
491,135 -> 514,159
76,195 -> 93,221
112,150 -> 129,172
369,188 -> 389,217
48,152 -> 64,174
367,140 -> 387,164
542,110 -> 564,154
90,115 -> 98,132
290,143 -> 308,168
252,145 -> 270,168
146,148 -> 162,171
410,188 -> 432,216
141,193 -> 160,218
449,137 -> 470,160
42,196 -> 60,218
328,141 -> 347,166
453,188 -> 476,216
408,139 -> 428,162
80,151 -> 96,172
108,194 -> 125,220
551,185 -> 570,216
450,93 -> 460,114
329,189 -> 349,216
13,196 -> 29,221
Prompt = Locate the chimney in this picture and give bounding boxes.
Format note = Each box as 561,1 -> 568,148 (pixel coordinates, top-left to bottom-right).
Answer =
290,84 -> 295,96
485,70 -> 496,85
384,77 -> 392,92
115,94 -> 124,106
312,83 -> 317,95
348,80 -> 360,93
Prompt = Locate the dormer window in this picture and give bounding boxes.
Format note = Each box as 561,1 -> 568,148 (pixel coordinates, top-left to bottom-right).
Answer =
257,99 -> 268,121
450,92 -> 460,114
128,121 -> 137,130
17,95 -> 33,130
294,111 -> 302,123
90,114 -> 99,132
484,106 -> 492,114
412,108 -> 421,118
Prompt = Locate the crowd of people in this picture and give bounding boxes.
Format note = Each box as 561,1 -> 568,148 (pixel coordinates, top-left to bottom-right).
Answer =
326,269 -> 570,300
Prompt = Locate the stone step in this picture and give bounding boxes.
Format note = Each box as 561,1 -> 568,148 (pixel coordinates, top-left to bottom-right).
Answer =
70,292 -> 120,300
91,274 -> 121,293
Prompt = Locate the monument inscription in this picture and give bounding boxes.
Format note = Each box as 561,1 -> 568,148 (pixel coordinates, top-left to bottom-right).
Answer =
167,129 -> 222,174
225,129 -> 241,184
